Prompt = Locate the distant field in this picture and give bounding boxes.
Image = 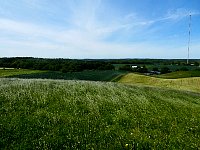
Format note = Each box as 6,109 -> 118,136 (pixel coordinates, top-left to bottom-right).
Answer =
114,64 -> 199,71
5,70 -> 125,81
146,64 -> 200,72
0,69 -> 45,77
1,78 -> 200,149
156,71 -> 200,79
118,73 -> 200,93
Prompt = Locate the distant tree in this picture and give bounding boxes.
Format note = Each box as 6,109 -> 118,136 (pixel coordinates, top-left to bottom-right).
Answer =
161,67 -> 171,74
61,67 -> 68,73
98,63 -> 114,70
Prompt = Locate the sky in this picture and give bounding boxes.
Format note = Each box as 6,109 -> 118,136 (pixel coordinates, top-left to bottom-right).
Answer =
0,0 -> 200,59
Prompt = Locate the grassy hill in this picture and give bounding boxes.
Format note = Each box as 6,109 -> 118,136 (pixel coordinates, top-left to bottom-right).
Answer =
118,73 -> 200,93
1,78 -> 200,149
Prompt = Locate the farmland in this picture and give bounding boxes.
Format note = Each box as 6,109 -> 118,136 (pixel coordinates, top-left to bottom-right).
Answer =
1,78 -> 200,149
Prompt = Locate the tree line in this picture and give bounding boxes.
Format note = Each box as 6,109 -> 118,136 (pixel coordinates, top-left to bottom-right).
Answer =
0,57 -> 114,72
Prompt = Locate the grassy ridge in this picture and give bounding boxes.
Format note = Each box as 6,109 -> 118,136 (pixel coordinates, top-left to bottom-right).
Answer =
1,78 -> 200,149
118,73 -> 200,93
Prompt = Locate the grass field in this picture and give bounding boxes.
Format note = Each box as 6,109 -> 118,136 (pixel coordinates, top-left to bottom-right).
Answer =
118,73 -> 200,93
0,69 -> 45,77
1,78 -> 200,149
157,71 -> 200,79
1,69 -> 125,82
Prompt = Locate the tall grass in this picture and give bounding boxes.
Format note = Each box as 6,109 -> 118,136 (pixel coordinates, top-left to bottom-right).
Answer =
1,78 -> 200,149
119,73 -> 200,93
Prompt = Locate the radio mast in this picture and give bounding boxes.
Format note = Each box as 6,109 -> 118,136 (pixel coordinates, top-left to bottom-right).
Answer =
187,14 -> 191,64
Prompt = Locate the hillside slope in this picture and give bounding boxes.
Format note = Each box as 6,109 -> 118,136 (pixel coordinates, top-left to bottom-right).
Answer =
118,73 -> 200,93
1,78 -> 200,149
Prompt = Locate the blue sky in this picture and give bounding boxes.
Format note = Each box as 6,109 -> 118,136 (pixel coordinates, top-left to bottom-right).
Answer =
0,0 -> 200,59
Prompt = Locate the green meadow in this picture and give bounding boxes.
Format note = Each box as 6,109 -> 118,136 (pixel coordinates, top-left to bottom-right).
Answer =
1,69 -> 200,149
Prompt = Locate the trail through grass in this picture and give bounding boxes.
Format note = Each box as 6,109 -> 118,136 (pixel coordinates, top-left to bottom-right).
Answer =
119,73 -> 200,93
1,78 -> 200,149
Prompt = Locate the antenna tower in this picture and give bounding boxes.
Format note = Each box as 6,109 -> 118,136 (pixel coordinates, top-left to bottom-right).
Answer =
187,14 -> 191,64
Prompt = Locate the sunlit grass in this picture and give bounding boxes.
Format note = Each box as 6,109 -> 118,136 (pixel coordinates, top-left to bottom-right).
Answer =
118,73 -> 200,93
1,78 -> 200,149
